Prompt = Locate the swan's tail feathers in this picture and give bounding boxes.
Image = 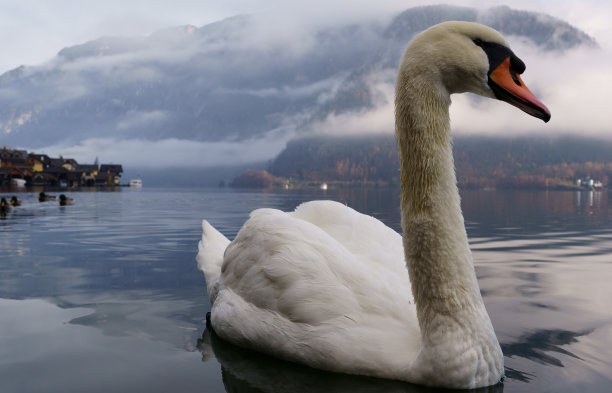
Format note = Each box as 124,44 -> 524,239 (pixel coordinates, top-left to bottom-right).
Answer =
197,220 -> 230,304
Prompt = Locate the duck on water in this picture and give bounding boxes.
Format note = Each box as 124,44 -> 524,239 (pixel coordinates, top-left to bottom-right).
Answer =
39,192 -> 56,202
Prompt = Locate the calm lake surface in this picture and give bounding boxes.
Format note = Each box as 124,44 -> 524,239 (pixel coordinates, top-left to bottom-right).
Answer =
1,187 -> 611,393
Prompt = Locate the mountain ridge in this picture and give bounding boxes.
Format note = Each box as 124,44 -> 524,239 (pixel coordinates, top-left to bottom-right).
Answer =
0,5 -> 597,159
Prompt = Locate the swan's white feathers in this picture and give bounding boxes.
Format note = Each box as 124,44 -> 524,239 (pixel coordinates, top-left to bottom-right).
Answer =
195,21 -> 533,389
219,201 -> 415,325
197,220 -> 230,302
201,201 -> 420,376
292,200 -> 408,274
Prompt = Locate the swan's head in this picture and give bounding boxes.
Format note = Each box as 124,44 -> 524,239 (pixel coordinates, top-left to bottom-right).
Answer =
398,21 -> 550,122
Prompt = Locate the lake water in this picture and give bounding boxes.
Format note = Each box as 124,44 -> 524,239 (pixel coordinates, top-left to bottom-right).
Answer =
0,187 -> 611,393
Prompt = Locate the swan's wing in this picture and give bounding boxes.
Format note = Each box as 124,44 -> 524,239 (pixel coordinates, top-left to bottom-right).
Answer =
213,205 -> 419,374
220,207 -> 360,325
291,200 -> 409,281
216,203 -> 415,331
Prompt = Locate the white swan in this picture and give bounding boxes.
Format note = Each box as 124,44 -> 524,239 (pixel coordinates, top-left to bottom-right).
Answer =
197,21 -> 550,389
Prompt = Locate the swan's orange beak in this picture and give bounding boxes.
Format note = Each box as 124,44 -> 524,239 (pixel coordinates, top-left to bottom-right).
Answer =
489,57 -> 551,123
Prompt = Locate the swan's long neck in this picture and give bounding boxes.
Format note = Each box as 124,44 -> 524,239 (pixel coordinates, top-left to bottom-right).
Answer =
395,71 -> 499,359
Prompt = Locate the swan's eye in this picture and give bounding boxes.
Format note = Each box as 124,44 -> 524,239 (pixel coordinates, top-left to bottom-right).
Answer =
510,69 -> 522,86
473,38 -> 485,47
472,39 -> 525,78
509,54 -> 526,75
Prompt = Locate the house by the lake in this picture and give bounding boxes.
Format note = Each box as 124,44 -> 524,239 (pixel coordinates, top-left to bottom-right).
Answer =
0,146 -> 123,187
576,177 -> 603,190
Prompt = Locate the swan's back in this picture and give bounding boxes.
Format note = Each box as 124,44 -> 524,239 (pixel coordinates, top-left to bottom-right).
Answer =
292,201 -> 408,274
199,201 -> 420,378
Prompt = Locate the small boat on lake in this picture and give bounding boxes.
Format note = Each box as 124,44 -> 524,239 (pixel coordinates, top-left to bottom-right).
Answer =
11,178 -> 26,187
129,179 -> 143,188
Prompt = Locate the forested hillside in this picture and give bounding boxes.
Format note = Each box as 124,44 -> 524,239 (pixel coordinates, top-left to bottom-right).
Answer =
267,135 -> 612,189
268,136 -> 399,184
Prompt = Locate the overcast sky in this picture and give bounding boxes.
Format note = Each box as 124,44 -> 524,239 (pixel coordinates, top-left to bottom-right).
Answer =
1,0 -> 611,74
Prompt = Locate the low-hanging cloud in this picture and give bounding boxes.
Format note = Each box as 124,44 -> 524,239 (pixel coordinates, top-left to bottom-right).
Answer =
305,38 -> 611,139
307,68 -> 396,135
36,135 -> 290,168
216,74 -> 347,101
117,110 -> 169,131
452,42 -> 610,136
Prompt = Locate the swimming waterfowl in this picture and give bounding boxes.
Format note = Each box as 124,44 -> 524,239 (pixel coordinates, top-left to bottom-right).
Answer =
39,192 -> 56,202
197,21 -> 550,389
10,196 -> 21,206
0,198 -> 11,212
58,194 -> 74,206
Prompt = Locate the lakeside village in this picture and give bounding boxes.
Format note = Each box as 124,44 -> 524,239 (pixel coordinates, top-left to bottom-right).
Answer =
0,146 -> 123,188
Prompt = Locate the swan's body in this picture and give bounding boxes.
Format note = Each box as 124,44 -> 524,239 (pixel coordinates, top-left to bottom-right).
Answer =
197,21 -> 549,389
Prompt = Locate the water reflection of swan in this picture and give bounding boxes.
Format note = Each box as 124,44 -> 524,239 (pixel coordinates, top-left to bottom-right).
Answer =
197,22 -> 550,389
197,327 -> 505,393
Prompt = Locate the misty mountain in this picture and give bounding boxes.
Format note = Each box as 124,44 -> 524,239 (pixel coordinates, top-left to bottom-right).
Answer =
0,5 -> 596,154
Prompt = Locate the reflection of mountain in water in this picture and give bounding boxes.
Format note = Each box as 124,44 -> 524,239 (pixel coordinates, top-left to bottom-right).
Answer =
197,328 -> 504,393
463,189 -> 612,236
